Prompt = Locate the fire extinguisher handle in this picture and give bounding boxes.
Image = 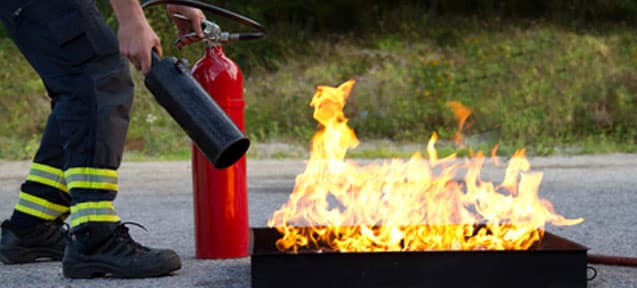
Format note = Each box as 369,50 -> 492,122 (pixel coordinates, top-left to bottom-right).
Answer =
151,50 -> 161,67
170,13 -> 209,31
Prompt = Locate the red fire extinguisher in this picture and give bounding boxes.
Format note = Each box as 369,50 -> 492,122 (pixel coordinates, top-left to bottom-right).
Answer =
151,1 -> 266,259
191,43 -> 248,259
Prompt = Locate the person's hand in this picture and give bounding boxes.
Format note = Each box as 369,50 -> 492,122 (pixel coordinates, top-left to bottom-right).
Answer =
110,0 -> 162,74
167,5 -> 206,49
117,18 -> 162,74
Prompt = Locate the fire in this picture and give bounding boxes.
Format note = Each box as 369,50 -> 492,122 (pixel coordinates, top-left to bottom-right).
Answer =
447,101 -> 473,145
268,79 -> 582,253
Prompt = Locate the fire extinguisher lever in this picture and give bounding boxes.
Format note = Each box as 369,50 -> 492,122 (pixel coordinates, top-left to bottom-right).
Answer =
172,13 -> 264,46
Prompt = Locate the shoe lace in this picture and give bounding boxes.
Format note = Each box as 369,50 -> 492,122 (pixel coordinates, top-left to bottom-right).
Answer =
62,222 -> 71,241
49,219 -> 69,244
113,221 -> 150,251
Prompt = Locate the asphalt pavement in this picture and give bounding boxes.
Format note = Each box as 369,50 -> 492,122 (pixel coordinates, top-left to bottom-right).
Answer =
0,154 -> 635,287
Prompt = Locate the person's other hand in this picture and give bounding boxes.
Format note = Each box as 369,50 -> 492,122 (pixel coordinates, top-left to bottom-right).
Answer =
167,5 -> 206,49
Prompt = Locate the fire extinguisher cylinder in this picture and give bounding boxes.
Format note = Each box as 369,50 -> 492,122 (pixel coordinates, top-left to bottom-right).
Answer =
190,45 -> 250,259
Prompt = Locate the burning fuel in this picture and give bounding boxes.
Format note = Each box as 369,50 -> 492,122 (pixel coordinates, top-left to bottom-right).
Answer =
268,79 -> 583,253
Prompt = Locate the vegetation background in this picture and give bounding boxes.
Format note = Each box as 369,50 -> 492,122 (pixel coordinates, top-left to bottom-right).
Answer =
0,0 -> 636,160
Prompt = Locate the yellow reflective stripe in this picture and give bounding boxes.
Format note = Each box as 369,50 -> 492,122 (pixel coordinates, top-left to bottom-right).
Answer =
65,167 -> 117,178
71,215 -> 121,227
27,163 -> 68,193
70,201 -> 119,227
25,175 -> 68,193
19,192 -> 69,213
15,204 -> 58,220
64,167 -> 118,191
70,201 -> 115,212
14,192 -> 69,220
66,181 -> 118,191
31,163 -> 65,178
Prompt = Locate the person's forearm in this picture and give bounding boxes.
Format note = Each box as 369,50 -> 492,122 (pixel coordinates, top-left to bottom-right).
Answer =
110,0 -> 146,26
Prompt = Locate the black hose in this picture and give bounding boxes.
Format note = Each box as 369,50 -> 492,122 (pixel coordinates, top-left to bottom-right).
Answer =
141,0 -> 265,33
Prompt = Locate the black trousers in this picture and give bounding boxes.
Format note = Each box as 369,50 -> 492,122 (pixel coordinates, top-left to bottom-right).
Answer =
0,0 -> 133,229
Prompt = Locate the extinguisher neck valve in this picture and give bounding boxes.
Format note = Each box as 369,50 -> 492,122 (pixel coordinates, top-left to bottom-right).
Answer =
172,13 -> 263,47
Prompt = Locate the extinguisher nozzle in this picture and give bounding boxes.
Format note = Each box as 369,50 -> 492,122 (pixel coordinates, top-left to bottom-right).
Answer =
211,138 -> 250,169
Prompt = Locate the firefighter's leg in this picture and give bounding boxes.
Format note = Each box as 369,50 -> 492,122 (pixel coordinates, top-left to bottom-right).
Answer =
0,0 -> 79,264
58,55 -> 180,279
10,113 -> 71,227
59,54 -> 133,244
0,1 -> 72,228
0,112 -> 70,264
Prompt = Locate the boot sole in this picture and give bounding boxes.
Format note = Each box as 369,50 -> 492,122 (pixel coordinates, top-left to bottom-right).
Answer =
0,246 -> 63,264
63,254 -> 181,278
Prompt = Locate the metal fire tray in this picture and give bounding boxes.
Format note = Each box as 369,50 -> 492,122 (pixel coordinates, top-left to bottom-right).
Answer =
251,227 -> 588,288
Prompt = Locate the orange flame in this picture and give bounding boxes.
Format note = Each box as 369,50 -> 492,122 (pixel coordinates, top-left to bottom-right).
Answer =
447,101 -> 473,145
268,80 -> 582,253
490,144 -> 501,166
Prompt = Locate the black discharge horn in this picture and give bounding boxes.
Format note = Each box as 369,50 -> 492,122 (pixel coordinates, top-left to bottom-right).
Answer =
144,52 -> 249,169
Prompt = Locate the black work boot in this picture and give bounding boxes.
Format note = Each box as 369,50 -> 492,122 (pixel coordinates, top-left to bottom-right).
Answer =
62,222 -> 181,278
0,219 -> 67,264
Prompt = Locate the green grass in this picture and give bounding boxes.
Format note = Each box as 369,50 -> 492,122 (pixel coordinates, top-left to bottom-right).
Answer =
242,18 -> 637,155
0,15 -> 636,160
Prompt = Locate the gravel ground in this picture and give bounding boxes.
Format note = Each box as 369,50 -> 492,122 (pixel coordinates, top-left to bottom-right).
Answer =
0,154 -> 635,287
